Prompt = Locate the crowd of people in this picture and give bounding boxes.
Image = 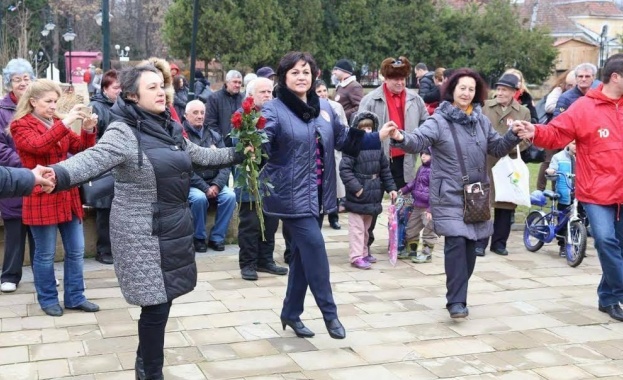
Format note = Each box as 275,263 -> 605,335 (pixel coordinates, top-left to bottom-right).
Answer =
2,50 -> 623,379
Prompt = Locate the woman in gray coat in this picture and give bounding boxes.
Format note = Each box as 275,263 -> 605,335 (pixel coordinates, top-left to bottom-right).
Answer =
382,69 -> 522,319
50,65 -> 245,380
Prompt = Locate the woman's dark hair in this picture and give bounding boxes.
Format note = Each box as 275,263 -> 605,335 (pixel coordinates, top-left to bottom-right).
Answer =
120,64 -> 160,101
276,51 -> 318,90
314,79 -> 327,90
101,69 -> 119,90
441,68 -> 488,106
173,75 -> 187,91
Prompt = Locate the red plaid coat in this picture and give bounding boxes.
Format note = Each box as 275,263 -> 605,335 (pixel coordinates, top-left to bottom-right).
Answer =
11,114 -> 96,226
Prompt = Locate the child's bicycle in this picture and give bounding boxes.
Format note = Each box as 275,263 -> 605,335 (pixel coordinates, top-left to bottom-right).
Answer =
523,172 -> 587,267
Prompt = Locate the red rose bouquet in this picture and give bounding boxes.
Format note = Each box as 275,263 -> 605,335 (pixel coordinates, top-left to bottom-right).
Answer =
230,96 -> 271,239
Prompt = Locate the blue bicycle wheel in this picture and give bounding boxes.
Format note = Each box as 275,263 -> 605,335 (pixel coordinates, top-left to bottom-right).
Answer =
524,210 -> 546,252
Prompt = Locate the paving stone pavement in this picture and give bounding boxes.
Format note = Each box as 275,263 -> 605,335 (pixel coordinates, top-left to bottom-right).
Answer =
0,211 -> 617,380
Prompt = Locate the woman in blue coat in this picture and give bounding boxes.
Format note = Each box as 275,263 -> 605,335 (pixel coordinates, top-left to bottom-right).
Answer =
262,52 -> 391,339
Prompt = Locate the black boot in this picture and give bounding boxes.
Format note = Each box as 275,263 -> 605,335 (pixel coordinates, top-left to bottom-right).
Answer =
135,356 -> 145,380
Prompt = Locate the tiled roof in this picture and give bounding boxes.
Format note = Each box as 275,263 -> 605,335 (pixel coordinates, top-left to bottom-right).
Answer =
442,0 -> 623,37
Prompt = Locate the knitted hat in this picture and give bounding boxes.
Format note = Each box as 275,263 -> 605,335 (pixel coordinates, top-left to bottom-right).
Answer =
495,73 -> 520,90
333,59 -> 353,75
170,63 -> 180,75
380,56 -> 411,79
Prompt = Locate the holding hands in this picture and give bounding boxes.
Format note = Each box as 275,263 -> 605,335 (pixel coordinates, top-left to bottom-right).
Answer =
32,165 -> 56,193
379,121 -> 402,141
512,120 -> 536,140
389,190 -> 398,202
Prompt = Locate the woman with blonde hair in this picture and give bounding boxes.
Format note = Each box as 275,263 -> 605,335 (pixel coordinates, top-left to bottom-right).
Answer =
10,79 -> 99,317
544,69 -> 575,115
504,68 -> 537,122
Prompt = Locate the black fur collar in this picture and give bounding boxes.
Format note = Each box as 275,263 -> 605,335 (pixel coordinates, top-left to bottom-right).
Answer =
276,85 -> 320,122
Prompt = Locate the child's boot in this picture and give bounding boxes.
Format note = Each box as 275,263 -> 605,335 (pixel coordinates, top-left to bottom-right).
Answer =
412,244 -> 433,263
399,240 -> 418,259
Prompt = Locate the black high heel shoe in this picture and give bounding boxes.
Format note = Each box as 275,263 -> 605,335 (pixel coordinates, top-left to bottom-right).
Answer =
281,318 -> 315,338
324,318 -> 346,339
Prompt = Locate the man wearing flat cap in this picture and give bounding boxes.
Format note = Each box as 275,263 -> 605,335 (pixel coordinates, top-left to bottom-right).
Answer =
480,73 -> 531,257
332,59 -> 363,123
359,56 -> 428,248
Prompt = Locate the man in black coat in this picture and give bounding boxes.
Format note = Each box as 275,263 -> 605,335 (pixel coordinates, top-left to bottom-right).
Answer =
205,70 -> 243,147
184,100 -> 237,252
415,62 -> 435,99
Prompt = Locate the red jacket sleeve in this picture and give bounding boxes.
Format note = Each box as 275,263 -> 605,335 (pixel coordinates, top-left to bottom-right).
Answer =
67,128 -> 97,155
533,105 -> 577,150
11,118 -> 71,154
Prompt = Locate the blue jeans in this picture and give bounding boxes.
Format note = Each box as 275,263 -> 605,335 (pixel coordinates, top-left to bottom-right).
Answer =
582,203 -> 623,307
188,186 -> 236,243
30,215 -> 87,309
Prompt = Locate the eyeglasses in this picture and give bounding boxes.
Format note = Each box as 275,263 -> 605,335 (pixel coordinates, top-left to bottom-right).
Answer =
11,77 -> 31,84
576,75 -> 593,79
391,59 -> 403,67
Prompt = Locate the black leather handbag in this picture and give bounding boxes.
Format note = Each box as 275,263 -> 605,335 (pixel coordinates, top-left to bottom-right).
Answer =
79,171 -> 114,208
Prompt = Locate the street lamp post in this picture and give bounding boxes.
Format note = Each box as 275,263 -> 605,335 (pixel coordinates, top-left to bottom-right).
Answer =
28,50 -> 44,77
188,0 -> 200,101
40,20 -> 55,81
94,0 -> 111,71
63,27 -> 77,86
115,44 -> 130,61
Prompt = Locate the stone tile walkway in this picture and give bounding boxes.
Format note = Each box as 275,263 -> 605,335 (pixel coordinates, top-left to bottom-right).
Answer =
0,212 -> 617,379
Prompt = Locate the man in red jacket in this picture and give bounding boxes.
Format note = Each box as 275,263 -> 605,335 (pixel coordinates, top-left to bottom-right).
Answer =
515,53 -> 623,322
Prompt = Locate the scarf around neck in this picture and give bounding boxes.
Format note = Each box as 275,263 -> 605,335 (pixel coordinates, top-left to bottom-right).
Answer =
276,85 -> 320,122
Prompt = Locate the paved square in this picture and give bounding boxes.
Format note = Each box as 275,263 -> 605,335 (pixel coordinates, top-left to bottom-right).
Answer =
0,211 -> 614,379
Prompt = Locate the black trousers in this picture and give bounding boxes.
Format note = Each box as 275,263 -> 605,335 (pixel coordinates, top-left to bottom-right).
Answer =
281,217 -> 337,321
1,218 -> 34,284
390,155 -> 406,190
95,208 -> 112,255
283,214 -> 324,264
490,208 -> 513,251
238,202 -> 279,269
137,301 -> 172,378
444,236 -> 480,308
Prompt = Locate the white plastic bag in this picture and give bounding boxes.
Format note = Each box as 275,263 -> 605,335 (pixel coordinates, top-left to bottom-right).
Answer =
492,146 -> 531,207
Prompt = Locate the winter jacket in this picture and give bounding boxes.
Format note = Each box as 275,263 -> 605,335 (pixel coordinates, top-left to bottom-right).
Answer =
418,72 -> 435,100
549,148 -> 574,205
400,157 -> 431,209
340,111 -> 396,215
51,97 -> 243,306
533,84 -> 623,206
0,94 -> 24,219
261,87 -> 378,219
359,85 -> 428,184
11,114 -> 96,225
335,76 -> 363,123
391,101 -> 520,240
174,87 -> 189,120
194,79 -> 212,103
0,166 -> 35,198
553,86 -> 584,117
482,98 -> 531,210
183,120 -> 230,192
89,91 -> 115,140
206,86 -> 244,147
